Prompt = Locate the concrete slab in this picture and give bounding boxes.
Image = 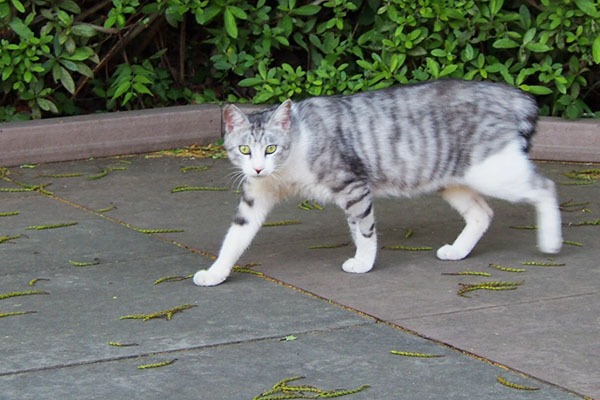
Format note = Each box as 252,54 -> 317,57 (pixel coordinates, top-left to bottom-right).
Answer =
1,324 -> 579,400
2,226 -> 368,374
1,155 -> 597,399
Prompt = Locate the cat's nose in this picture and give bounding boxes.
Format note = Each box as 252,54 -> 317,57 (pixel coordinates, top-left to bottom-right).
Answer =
254,168 -> 263,174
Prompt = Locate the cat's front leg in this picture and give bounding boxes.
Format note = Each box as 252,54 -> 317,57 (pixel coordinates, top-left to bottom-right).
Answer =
193,186 -> 274,286
339,186 -> 377,274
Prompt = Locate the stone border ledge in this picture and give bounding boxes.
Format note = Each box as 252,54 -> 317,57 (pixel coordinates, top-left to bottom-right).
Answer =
0,104 -> 598,167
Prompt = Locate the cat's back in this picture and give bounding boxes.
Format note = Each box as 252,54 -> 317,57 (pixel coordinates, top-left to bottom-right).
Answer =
289,79 -> 538,192
294,79 -> 535,124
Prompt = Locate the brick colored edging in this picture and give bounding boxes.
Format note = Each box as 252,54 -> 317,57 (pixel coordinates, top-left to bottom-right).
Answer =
0,104 -> 598,167
0,104 -> 221,167
530,117 -> 600,162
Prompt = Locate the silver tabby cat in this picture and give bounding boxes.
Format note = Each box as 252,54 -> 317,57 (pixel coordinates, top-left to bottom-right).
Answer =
194,79 -> 562,286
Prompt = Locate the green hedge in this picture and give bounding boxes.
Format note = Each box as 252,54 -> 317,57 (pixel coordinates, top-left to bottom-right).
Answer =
1,0 -> 599,122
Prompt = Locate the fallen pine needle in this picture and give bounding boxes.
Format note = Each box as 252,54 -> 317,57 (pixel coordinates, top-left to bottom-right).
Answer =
137,359 -> 177,369
253,376 -> 369,400
497,376 -> 539,391
442,271 -> 491,276
308,242 -> 350,249
382,245 -> 432,251
120,304 -> 196,321
171,185 -> 228,193
390,350 -> 444,358
108,342 -> 139,347
521,261 -> 565,267
0,234 -> 21,244
489,264 -> 526,273
262,220 -> 301,227
0,290 -> 49,300
134,228 -> 184,234
564,219 -> 600,227
153,275 -> 194,285
29,278 -> 50,286
69,259 -> 100,267
26,222 -> 78,230
0,311 -> 37,318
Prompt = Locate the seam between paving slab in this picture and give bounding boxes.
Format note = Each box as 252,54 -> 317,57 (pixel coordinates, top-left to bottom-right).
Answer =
393,291 -> 598,321
4,168 -> 589,398
0,323 -> 374,378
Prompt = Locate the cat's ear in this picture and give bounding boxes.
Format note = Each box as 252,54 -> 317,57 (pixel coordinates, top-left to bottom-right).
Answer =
223,104 -> 249,135
268,99 -> 292,131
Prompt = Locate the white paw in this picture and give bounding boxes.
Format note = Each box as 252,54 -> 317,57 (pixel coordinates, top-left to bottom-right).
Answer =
193,269 -> 227,286
436,244 -> 469,261
342,258 -> 373,274
539,236 -> 562,254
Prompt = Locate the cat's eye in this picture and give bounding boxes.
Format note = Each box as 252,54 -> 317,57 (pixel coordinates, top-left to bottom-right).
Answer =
265,145 -> 277,155
239,145 -> 251,155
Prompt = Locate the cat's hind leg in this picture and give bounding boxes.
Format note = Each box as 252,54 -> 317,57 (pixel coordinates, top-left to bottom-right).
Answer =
338,185 -> 377,273
462,141 -> 562,254
437,186 -> 494,260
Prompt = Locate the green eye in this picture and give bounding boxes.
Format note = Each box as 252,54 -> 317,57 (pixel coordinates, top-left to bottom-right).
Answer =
239,145 -> 251,155
265,145 -> 277,154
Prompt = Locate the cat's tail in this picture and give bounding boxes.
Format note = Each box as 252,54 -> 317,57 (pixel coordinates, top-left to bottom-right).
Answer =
514,90 -> 539,153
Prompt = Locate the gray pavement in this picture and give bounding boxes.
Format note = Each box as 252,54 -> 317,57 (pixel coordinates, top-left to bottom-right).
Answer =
1,155 -> 598,399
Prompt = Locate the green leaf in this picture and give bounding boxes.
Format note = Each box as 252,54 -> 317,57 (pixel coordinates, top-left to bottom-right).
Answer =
133,74 -> 153,85
426,58 -> 439,78
525,42 -> 551,52
492,38 -> 519,48
196,5 -> 221,25
112,81 -> 131,100
224,8 -> 238,39
490,0 -> 504,16
60,67 -> 75,94
2,66 -> 13,81
64,47 -> 94,61
59,59 -> 79,71
58,0 -> 80,13
37,98 -> 58,113
238,77 -> 263,87
11,0 -> 25,13
293,4 -> 321,16
76,62 -> 94,78
440,64 -> 458,77
522,28 -> 536,45
258,61 -> 267,79
593,35 -> 600,64
104,15 -> 117,29
0,3 -> 10,19
122,91 -> 133,106
9,17 -> 34,39
71,24 -> 97,38
133,82 -> 153,96
574,0 -> 598,17
356,60 -> 373,70
228,5 -> 247,20
519,84 -> 553,95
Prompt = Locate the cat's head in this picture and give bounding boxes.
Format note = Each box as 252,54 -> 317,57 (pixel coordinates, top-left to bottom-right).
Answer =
223,100 -> 293,178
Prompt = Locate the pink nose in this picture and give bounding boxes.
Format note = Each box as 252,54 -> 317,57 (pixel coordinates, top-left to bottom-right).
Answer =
254,168 -> 263,174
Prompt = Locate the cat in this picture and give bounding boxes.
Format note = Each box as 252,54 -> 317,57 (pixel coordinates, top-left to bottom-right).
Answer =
193,79 -> 562,286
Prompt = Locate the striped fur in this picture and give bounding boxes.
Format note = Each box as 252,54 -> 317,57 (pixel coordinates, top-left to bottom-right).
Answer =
193,79 -> 562,286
